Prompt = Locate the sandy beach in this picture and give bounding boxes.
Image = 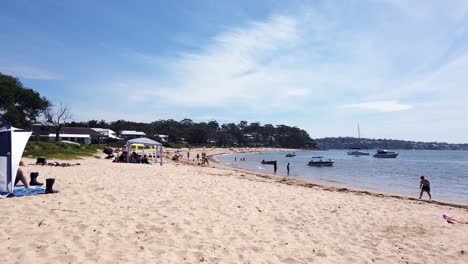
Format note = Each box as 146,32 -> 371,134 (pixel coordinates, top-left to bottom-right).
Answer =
1,148 -> 467,263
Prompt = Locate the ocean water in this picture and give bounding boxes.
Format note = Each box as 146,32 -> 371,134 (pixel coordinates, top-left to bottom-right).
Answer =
213,150 -> 468,204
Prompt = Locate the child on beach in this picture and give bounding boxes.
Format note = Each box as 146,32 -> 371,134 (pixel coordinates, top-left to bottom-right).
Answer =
419,176 -> 432,200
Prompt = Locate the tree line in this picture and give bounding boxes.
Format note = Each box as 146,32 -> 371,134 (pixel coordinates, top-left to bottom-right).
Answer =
67,119 -> 318,148
315,137 -> 468,150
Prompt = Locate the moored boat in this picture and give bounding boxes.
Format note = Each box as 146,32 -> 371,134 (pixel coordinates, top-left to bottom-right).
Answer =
373,149 -> 398,158
285,152 -> 296,157
261,160 -> 277,165
348,124 -> 370,156
307,156 -> 334,167
347,149 -> 370,156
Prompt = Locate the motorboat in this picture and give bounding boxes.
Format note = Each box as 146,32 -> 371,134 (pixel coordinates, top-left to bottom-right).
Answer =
261,160 -> 277,165
373,149 -> 398,158
307,156 -> 334,167
285,153 -> 296,157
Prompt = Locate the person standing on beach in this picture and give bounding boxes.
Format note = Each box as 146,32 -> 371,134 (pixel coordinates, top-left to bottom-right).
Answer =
274,161 -> 277,174
187,152 -> 190,159
196,153 -> 199,161
419,176 -> 432,200
287,163 -> 290,175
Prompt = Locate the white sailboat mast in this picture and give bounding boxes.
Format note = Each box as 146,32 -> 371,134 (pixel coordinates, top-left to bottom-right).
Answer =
358,123 -> 361,139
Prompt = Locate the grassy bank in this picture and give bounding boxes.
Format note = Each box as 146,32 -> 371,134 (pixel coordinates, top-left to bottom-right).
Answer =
23,141 -> 99,160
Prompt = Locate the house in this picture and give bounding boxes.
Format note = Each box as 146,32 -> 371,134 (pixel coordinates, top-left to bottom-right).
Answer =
92,128 -> 121,142
155,134 -> 169,143
32,122 -> 102,145
244,133 -> 255,141
48,127 -> 102,145
120,130 -> 146,140
31,121 -> 55,141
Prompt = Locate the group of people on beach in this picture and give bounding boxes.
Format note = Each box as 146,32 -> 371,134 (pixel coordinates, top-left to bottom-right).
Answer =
105,146 -> 150,164
169,150 -> 209,166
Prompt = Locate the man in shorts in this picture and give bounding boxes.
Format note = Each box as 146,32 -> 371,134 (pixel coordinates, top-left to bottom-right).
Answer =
419,176 -> 431,200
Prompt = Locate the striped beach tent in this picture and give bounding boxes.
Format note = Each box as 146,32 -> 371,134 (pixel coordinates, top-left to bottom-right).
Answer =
0,124 -> 32,195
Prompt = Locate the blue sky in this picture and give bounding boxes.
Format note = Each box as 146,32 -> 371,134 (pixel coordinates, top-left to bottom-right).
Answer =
2,0 -> 468,143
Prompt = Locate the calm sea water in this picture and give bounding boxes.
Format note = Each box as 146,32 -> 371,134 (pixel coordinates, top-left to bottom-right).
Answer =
213,150 -> 468,204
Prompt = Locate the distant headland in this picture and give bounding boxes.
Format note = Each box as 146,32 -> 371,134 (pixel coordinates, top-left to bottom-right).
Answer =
315,137 -> 468,150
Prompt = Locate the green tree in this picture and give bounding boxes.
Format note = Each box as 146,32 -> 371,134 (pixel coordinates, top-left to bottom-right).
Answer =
0,73 -> 50,128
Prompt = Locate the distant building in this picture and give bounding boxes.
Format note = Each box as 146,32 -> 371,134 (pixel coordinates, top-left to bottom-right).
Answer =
92,128 -> 121,142
32,121 -> 55,141
32,122 -> 101,145
120,130 -> 146,140
155,134 -> 169,143
48,127 -> 102,145
244,133 -> 255,142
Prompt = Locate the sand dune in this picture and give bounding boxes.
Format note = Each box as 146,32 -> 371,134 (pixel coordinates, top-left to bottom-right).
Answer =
1,150 -> 467,263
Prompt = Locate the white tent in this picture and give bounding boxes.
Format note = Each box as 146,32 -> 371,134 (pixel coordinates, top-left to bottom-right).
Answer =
0,124 -> 32,195
125,137 -> 163,165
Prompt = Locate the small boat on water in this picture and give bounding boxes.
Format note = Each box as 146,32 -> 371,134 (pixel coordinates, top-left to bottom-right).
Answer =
285,152 -> 296,157
261,160 -> 277,165
373,149 -> 398,158
348,149 -> 370,156
348,124 -> 370,156
307,156 -> 334,167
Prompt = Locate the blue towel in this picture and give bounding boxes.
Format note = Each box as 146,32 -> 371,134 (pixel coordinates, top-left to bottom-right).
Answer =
0,185 -> 46,199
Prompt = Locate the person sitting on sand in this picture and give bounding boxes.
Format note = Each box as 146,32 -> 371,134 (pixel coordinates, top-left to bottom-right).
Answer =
14,168 -> 30,188
141,155 -> 150,164
419,176 -> 432,200
130,152 -> 141,163
117,151 -> 127,163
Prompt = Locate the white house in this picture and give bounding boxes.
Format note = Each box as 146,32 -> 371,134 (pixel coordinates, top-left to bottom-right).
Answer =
92,128 -> 121,140
156,134 -> 169,143
120,130 -> 146,140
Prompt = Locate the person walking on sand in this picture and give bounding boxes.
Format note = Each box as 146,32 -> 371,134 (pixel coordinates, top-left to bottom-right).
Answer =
419,176 -> 432,200
287,163 -> 290,175
196,153 -> 199,161
187,152 -> 190,159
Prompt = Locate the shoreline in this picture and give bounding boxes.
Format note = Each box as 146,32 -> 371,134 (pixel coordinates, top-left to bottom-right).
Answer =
205,150 -> 468,210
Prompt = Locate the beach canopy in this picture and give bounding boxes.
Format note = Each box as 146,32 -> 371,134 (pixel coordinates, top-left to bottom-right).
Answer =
0,124 -> 32,194
125,137 -> 163,165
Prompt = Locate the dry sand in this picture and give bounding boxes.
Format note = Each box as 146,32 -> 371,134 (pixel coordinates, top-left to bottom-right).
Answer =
1,148 -> 467,263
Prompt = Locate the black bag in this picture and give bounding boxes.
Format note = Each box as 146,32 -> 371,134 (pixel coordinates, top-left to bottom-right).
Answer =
36,157 -> 47,165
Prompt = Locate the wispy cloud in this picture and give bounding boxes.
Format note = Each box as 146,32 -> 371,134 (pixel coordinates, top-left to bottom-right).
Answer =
103,15 -> 302,111
344,100 -> 413,112
0,65 -> 58,80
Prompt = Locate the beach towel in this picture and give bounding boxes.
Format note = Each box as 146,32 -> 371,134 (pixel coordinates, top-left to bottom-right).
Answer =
0,185 -> 45,199
442,214 -> 468,225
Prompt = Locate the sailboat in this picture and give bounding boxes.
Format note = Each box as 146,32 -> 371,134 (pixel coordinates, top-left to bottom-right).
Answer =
347,123 -> 370,156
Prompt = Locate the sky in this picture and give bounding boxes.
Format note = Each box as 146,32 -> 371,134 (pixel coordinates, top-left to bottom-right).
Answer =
1,0 -> 468,143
